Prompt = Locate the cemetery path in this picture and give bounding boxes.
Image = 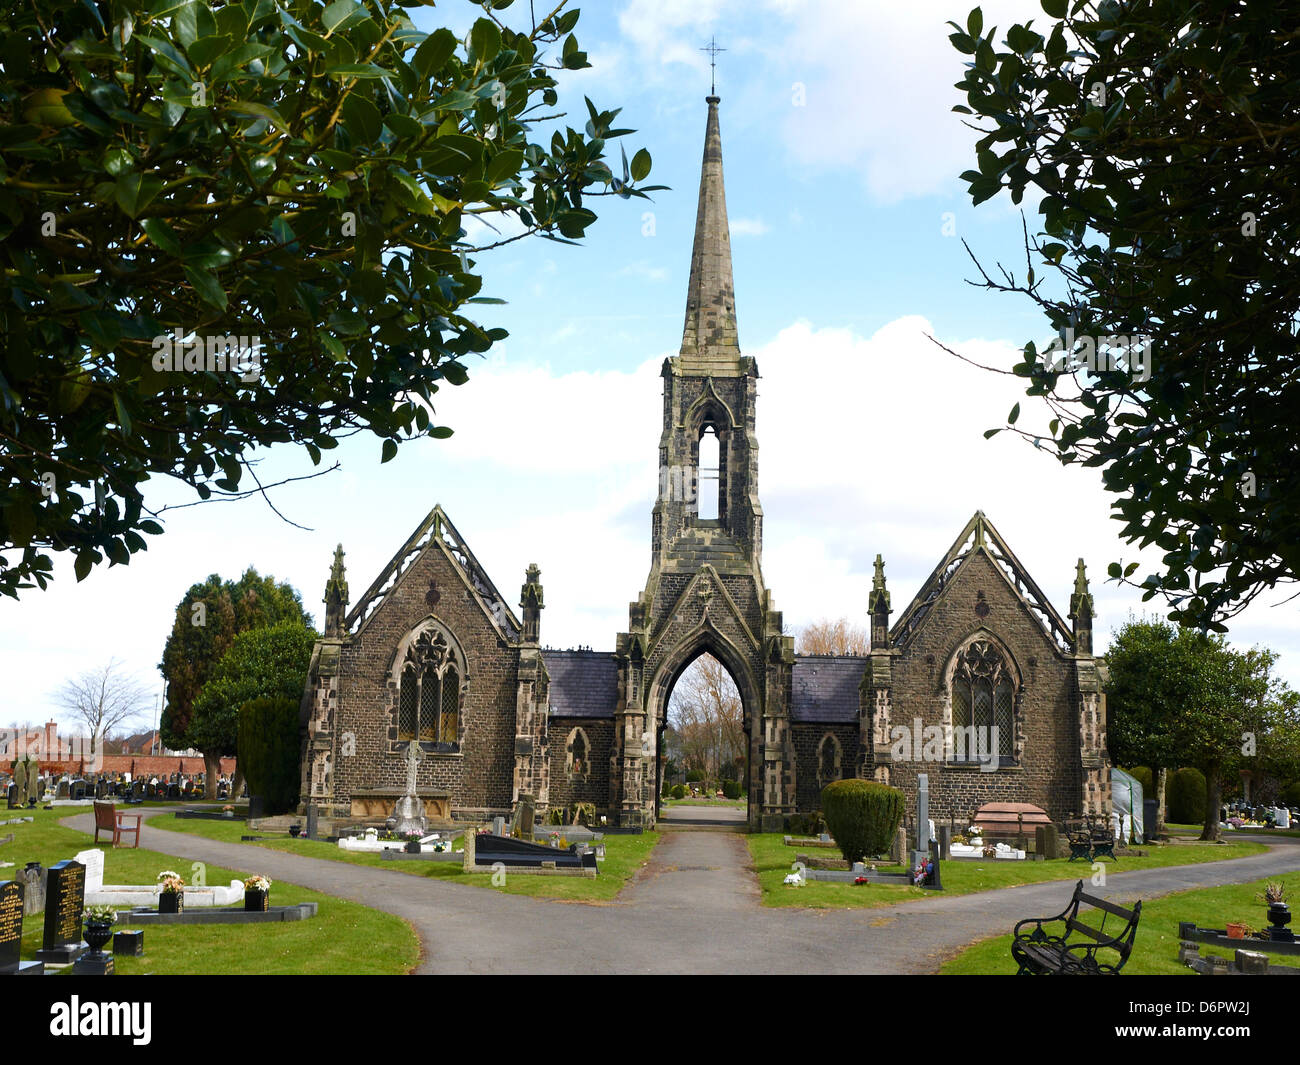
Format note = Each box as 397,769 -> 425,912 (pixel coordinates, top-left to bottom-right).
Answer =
60,812 -> 1300,974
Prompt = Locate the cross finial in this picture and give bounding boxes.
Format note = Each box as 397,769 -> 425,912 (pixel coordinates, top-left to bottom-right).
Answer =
700,35 -> 725,96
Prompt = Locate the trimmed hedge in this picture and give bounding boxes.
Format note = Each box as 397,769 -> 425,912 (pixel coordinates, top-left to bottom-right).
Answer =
1282,781 -> 1300,807
1168,766 -> 1208,824
1126,766 -> 1154,800
721,779 -> 742,800
820,779 -> 904,864
237,695 -> 302,815
670,783 -> 688,800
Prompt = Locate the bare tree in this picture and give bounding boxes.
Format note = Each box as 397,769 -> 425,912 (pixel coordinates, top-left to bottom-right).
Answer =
52,659 -> 153,758
668,654 -> 745,779
796,618 -> 871,655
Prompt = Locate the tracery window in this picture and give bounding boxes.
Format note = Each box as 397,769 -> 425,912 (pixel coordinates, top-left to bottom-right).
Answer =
817,733 -> 841,789
566,727 -> 590,782
396,627 -> 462,749
949,640 -> 1014,763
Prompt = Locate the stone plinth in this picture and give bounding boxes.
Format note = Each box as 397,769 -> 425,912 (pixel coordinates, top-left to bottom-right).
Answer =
348,789 -> 451,822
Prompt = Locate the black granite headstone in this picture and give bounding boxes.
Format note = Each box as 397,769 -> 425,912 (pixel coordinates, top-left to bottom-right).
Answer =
248,795 -> 264,820
0,880 -> 23,972
113,929 -> 144,956
35,859 -> 85,963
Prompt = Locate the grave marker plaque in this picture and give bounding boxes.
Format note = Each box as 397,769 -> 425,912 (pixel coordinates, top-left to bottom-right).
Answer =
0,880 -> 43,975
35,859 -> 85,963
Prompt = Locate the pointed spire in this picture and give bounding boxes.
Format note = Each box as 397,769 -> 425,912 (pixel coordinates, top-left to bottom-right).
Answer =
1069,558 -> 1094,655
680,96 -> 739,364
868,554 -> 892,650
324,543 -> 349,637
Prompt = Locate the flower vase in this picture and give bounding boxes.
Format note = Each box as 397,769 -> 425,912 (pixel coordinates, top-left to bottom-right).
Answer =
244,889 -> 268,912
83,920 -> 113,955
404,840 -> 420,854
159,891 -> 183,914
1267,902 -> 1293,942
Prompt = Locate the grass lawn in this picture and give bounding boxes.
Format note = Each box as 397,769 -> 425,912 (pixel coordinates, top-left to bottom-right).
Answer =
149,813 -> 660,903
747,833 -> 1269,909
1166,821 -> 1300,839
940,874 -> 1300,974
1,806 -> 417,974
662,797 -> 747,808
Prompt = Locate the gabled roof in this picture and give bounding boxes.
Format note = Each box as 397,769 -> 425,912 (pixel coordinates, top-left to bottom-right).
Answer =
790,655 -> 869,723
345,504 -> 522,641
544,650 -> 618,719
890,511 -> 1074,653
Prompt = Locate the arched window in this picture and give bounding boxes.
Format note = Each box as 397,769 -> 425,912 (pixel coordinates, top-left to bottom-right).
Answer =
393,624 -> 465,751
567,727 -> 590,782
817,733 -> 842,788
950,640 -> 1014,763
698,425 -> 720,520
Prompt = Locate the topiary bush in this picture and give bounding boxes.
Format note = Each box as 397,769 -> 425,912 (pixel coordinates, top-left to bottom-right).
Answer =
721,779 -> 742,800
671,783 -> 688,800
820,779 -> 904,864
1126,766 -> 1154,799
1168,767 -> 1208,824
237,695 -> 302,815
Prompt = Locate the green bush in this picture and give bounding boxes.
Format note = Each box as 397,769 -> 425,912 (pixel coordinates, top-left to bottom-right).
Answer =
236,696 -> 302,815
820,779 -> 904,864
671,783 -> 688,800
721,779 -> 742,800
685,769 -> 704,783
1125,766 -> 1154,799
1168,767 -> 1208,824
1280,780 -> 1300,807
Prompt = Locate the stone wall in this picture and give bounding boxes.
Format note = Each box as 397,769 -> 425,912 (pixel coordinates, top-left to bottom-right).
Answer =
792,722 -> 860,812
546,719 -> 614,814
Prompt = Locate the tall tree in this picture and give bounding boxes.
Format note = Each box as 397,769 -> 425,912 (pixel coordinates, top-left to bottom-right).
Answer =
158,567 -> 309,794
0,0 -> 660,598
796,618 -> 871,655
50,657 -> 153,764
191,620 -> 316,800
947,0 -> 1300,632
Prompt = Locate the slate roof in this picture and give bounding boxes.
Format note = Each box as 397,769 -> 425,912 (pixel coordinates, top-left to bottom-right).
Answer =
544,650 -> 619,719
790,655 -> 868,723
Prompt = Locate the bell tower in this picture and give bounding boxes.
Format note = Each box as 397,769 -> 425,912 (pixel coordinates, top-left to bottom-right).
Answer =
614,95 -> 795,830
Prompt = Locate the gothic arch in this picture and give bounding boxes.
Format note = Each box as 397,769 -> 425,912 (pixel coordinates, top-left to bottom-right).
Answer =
817,733 -> 842,789
939,629 -> 1023,764
385,616 -> 469,752
647,626 -> 761,732
565,727 -> 591,783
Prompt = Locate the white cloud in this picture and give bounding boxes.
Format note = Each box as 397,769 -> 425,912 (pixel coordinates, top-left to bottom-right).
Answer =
729,216 -> 769,237
616,260 -> 671,282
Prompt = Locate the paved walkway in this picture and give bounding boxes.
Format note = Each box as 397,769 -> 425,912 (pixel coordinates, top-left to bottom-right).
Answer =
62,811 -> 1300,974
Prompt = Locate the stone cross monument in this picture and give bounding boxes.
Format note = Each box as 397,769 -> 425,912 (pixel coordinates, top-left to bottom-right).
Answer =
391,740 -> 428,837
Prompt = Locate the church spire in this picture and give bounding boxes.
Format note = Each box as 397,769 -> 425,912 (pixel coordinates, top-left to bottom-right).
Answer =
680,95 -> 739,363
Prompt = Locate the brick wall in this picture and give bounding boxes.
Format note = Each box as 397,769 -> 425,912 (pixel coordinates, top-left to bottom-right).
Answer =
546,719 -> 613,813
792,722 -> 860,811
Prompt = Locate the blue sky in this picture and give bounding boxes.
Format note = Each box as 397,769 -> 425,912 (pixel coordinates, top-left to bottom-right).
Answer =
3,0 -> 1297,731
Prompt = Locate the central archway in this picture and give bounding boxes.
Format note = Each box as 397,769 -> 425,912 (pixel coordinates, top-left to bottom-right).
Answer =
645,630 -> 762,827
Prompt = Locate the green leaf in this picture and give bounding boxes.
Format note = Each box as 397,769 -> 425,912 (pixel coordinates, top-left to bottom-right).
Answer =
74,551 -> 95,582
140,217 -> 183,256
381,438 -> 398,463
227,101 -> 290,133
967,7 -> 983,36
183,263 -> 228,311
187,33 -> 233,69
630,148 -> 651,182
340,93 -> 381,144
324,63 -> 391,80
1008,402 -> 1021,424
413,28 -> 458,78
470,18 -> 502,64
115,173 -> 164,218
322,0 -> 366,35
1041,0 -> 1067,16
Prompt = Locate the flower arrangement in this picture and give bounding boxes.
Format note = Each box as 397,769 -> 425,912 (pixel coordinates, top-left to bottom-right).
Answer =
1227,816 -> 1245,829
84,904 -> 118,925
244,875 -> 272,892
912,858 -> 933,886
222,805 -> 234,814
156,871 -> 184,894
402,830 -> 423,842
1259,881 -> 1287,905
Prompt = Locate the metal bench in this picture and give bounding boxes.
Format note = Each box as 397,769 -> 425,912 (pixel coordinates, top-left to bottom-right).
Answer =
1011,879 -> 1141,974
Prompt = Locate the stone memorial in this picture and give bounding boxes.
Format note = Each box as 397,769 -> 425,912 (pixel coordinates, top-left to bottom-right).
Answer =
19,863 -> 44,915
35,859 -> 86,964
513,793 -> 536,841
914,773 -> 930,867
305,804 -> 319,841
492,816 -> 505,836
0,880 -> 43,975
392,740 -> 428,837
113,929 -> 144,956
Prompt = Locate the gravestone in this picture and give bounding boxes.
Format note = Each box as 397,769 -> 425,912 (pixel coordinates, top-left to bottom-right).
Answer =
891,825 -> 907,865
392,741 -> 428,837
113,930 -> 144,956
305,804 -> 319,841
248,794 -> 264,820
1035,824 -> 1060,860
914,774 -> 930,867
492,816 -> 505,836
938,825 -> 952,860
35,859 -> 86,964
74,849 -> 105,895
515,793 -> 536,842
19,864 -> 44,915
0,880 -> 43,975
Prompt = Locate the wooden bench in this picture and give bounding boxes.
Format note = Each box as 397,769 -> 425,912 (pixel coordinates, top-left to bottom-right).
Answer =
93,801 -> 142,848
1011,880 -> 1141,974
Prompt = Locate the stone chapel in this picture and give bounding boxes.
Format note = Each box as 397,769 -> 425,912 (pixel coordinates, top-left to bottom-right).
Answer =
297,96 -> 1112,832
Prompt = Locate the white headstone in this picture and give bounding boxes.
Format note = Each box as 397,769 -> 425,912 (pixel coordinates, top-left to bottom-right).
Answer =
74,848 -> 105,893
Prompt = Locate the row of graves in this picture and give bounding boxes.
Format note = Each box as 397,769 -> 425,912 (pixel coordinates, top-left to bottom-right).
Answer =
7,771 -> 240,809
330,742 -> 605,877
2,845 -> 316,977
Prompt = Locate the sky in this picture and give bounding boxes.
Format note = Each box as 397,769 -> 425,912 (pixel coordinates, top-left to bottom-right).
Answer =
3,0 -> 1298,732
